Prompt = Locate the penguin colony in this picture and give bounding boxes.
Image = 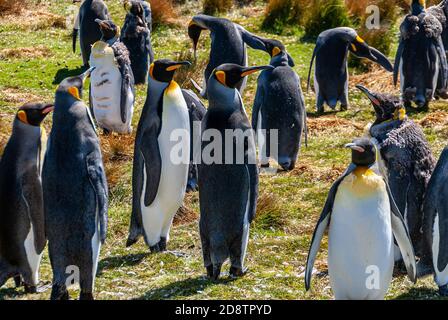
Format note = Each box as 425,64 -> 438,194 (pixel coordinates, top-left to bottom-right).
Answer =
1,0 -> 448,300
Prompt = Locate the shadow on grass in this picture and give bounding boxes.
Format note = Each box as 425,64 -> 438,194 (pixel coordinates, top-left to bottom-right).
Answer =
136,276 -> 235,300
97,252 -> 149,276
0,286 -> 24,300
394,287 -> 444,300
52,65 -> 87,85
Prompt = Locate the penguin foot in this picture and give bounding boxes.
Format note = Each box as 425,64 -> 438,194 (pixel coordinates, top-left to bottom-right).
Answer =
158,237 -> 167,252
14,275 -> 22,288
209,264 -> 222,281
35,282 -> 52,293
416,260 -> 433,278
150,243 -> 161,254
229,266 -> 248,278
340,104 -> 348,111
79,292 -> 94,300
316,107 -> 324,116
186,179 -> 199,193
102,128 -> 111,136
50,284 -> 69,300
126,233 -> 141,247
439,285 -> 448,296
206,265 -> 214,278
24,284 -> 37,294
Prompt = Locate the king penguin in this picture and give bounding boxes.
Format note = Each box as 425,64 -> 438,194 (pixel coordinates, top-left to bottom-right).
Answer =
188,14 -> 270,99
127,59 -> 191,252
251,38 -> 307,171
307,27 -> 393,114
198,63 -> 272,280
43,68 -> 108,300
0,103 -> 53,293
90,19 -> 135,134
74,0 -> 110,67
305,138 -> 416,300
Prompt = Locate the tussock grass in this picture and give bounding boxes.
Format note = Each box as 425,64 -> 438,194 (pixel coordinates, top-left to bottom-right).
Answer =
0,0 -> 26,16
0,45 -> 52,60
254,192 -> 287,231
149,0 -> 178,27
262,0 -> 305,33
173,49 -> 208,90
203,0 -> 233,15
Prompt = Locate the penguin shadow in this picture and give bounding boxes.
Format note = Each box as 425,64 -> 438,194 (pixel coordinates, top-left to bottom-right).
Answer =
52,65 -> 88,85
393,287 -> 445,300
97,252 -> 149,276
136,276 -> 235,300
0,286 -> 26,300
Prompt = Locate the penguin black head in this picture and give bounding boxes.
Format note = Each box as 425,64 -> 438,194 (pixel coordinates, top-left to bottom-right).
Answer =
188,19 -> 207,57
345,138 -> 376,168
124,0 -> 145,16
213,64 -> 274,89
356,85 -> 405,125
56,68 -> 95,102
259,38 -> 295,67
149,59 -> 191,83
412,0 -> 426,15
95,19 -> 120,41
16,103 -> 54,127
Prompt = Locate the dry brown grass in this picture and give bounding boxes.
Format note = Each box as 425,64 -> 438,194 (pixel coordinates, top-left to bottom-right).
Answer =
173,49 -> 208,91
203,0 -> 233,15
0,0 -> 26,16
100,134 -> 134,188
174,193 -> 199,225
0,10 -> 66,30
289,162 -> 345,182
254,191 -> 287,230
418,111 -> 448,128
350,64 -> 399,95
307,116 -> 364,136
0,88 -> 43,104
149,0 -> 178,27
0,45 -> 52,60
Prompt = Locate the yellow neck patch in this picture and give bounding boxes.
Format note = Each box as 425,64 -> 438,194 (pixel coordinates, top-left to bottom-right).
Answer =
394,108 -> 407,121
17,110 -> 28,124
341,166 -> 384,197
216,71 -> 226,86
166,80 -> 180,94
272,47 -> 281,57
356,35 -> 365,43
149,63 -> 155,79
419,0 -> 426,7
68,86 -> 81,100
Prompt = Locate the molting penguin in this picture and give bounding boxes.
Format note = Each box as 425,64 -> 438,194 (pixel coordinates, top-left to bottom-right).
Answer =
90,19 -> 135,134
305,138 -> 416,300
127,59 -> 191,252
357,85 -> 435,264
422,146 -> 448,296
121,0 -> 153,84
188,14 -> 270,99
198,63 -> 272,280
43,68 -> 108,300
251,39 -> 307,171
123,0 -> 152,31
0,103 -> 53,293
394,0 -> 448,109
74,0 -> 110,67
307,27 -> 393,114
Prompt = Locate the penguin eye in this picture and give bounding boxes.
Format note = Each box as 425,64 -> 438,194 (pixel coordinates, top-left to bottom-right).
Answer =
17,110 -> 28,124
68,87 -> 81,100
215,71 -> 226,86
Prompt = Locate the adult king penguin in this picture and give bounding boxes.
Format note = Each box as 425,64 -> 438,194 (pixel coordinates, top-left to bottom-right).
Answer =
127,59 -> 191,252
74,0 -> 110,67
90,19 -> 135,134
188,15 -> 271,99
0,103 -> 53,293
305,138 -> 416,300
198,63 -> 272,280
252,39 -> 307,171
43,69 -> 108,300
357,85 -> 435,268
307,27 -> 393,114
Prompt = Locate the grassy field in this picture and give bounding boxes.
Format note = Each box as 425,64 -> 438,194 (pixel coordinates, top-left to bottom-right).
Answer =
0,0 -> 447,300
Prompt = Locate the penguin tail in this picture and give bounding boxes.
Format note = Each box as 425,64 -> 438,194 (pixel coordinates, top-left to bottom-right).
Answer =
72,28 -> 78,53
306,47 -> 317,93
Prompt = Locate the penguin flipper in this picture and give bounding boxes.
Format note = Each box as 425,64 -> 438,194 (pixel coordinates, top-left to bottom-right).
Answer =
368,46 -> 394,72
386,180 -> 417,283
251,80 -> 264,132
140,126 -> 162,207
307,46 -> 317,92
72,29 -> 78,54
118,55 -> 135,124
394,39 -> 404,87
304,164 -> 356,291
21,173 -> 46,253
247,163 -> 259,224
86,152 -> 109,244
435,37 -> 448,90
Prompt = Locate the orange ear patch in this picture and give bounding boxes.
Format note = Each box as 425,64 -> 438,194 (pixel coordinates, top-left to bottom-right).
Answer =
215,71 -> 226,86
68,86 -> 81,100
166,65 -> 182,72
272,47 -> 281,57
17,110 -> 28,124
149,63 -> 155,79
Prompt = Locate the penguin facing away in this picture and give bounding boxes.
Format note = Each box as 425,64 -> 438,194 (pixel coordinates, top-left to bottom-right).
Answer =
422,146 -> 448,296
198,63 -> 272,280
127,59 -> 191,253
0,103 -> 53,293
90,19 -> 135,134
75,0 -> 110,67
305,138 -> 416,300
188,14 -> 272,99
251,38 -> 307,171
357,85 -> 436,263
43,68 -> 108,300
307,27 -> 393,114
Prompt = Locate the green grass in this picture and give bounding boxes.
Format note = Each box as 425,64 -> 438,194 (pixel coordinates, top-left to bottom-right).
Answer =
0,0 -> 447,300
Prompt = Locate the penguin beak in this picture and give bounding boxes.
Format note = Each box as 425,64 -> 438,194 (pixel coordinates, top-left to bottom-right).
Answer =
345,143 -> 365,153
166,61 -> 191,72
95,19 -> 109,30
81,67 -> 95,82
188,21 -> 204,60
356,85 -> 382,109
240,65 -> 274,77
41,104 -> 54,115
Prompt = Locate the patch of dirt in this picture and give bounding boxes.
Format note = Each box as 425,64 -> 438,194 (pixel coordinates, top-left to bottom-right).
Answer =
174,193 -> 199,225
350,64 -> 399,95
0,88 -> 43,104
289,163 -> 345,183
418,111 -> 448,128
307,116 -> 364,135
0,45 -> 52,60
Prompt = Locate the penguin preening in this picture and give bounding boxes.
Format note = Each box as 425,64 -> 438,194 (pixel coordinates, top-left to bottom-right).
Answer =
121,0 -> 154,84
127,59 -> 191,253
305,138 -> 416,300
357,85 -> 435,265
394,0 -> 448,109
43,68 -> 108,300
251,38 -> 307,171
0,103 -> 53,293
422,146 -> 448,296
90,19 -> 135,134
188,14 -> 272,99
307,27 -> 393,114
74,0 -> 110,67
198,63 -> 272,280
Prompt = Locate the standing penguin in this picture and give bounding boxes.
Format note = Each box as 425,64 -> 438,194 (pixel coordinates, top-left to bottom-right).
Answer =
121,0 -> 153,84
422,146 -> 448,296
188,15 -> 270,99
394,0 -> 448,109
43,69 -> 108,300
307,27 -> 393,114
123,0 -> 152,31
127,59 -> 191,252
74,0 -> 110,67
251,39 -> 307,171
357,85 -> 435,264
0,103 -> 53,293
198,63 -> 272,279
90,19 -> 135,134
305,138 -> 416,300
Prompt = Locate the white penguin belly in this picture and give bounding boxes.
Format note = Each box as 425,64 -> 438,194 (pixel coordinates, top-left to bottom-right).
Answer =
24,223 -> 42,286
91,66 -> 133,133
432,214 -> 448,287
328,175 -> 394,300
141,84 -> 190,246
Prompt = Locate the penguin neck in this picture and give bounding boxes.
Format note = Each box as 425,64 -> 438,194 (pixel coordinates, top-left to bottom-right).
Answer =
103,36 -> 118,46
270,53 -> 288,67
412,2 -> 425,15
147,76 -> 170,96
207,78 -> 242,111
9,120 -> 41,155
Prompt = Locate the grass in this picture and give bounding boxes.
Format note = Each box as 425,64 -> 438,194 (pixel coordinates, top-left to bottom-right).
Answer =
0,0 -> 447,300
